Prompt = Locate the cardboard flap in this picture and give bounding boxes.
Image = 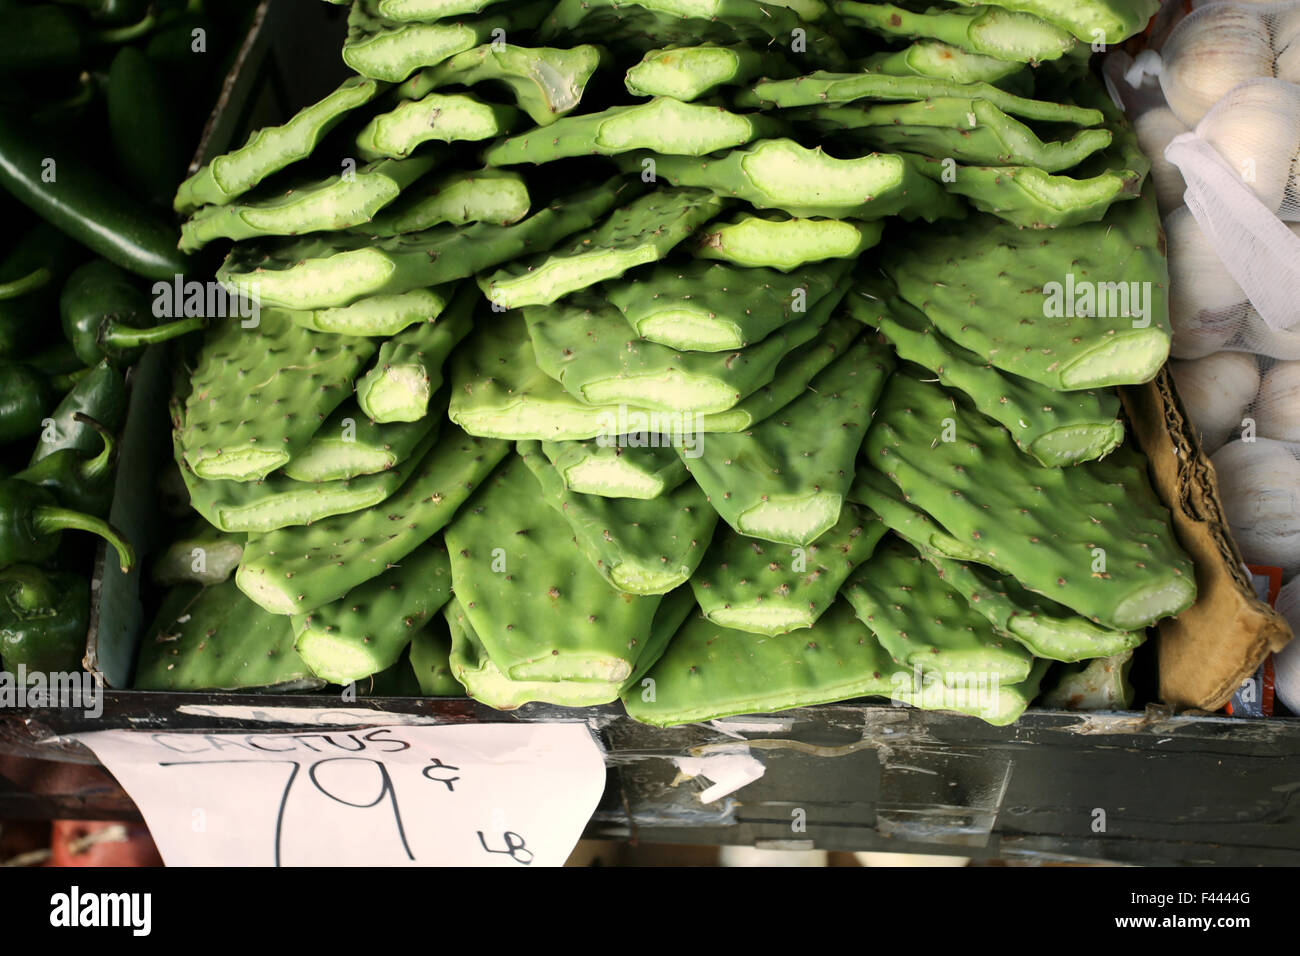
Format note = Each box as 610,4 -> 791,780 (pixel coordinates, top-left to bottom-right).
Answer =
1122,370 -> 1292,711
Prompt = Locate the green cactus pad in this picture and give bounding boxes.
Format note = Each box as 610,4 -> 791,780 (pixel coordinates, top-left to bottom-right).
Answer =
746,71 -> 1103,125
889,658 -> 1050,726
843,537 -> 1035,685
524,292 -> 829,415
850,291 -> 1124,466
292,538 -> 452,685
607,258 -> 850,352
542,0 -> 846,66
409,619 -> 464,696
540,437 -> 688,499
1040,650 -> 1134,710
485,98 -> 780,166
479,187 -> 724,308
356,93 -> 520,161
445,453 -> 663,683
281,286 -> 455,336
450,311 -> 646,441
625,44 -> 792,101
342,0 -> 550,82
135,580 -> 321,691
179,155 -> 436,252
835,1 -> 1075,63
849,466 -> 1144,661
366,169 -> 530,235
518,440 -> 717,594
907,152 -> 1144,228
355,287 -> 475,423
620,139 -> 962,221
444,600 -> 623,708
693,212 -> 883,271
218,177 -> 627,310
944,0 -> 1159,44
623,599 -> 906,727
235,427 -> 509,615
281,401 -> 437,482
174,76 -> 383,213
799,98 -> 1112,173
179,311 -> 376,482
450,307 -> 857,440
883,185 -> 1169,390
399,43 -> 603,126
696,312 -> 862,431
682,331 -> 893,545
176,425 -> 437,534
864,40 -> 1026,84
691,504 -> 885,635
151,523 -> 246,588
864,368 -> 1195,631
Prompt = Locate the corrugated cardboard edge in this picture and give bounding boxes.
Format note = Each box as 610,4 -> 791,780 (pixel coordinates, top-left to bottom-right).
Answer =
1121,369 -> 1293,711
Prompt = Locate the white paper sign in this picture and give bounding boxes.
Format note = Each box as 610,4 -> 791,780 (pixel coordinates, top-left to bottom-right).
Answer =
75,723 -> 605,867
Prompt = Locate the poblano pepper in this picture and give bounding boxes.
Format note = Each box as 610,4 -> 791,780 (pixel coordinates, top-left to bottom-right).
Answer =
60,259 -> 204,365
14,414 -> 116,515
0,564 -> 89,677
29,360 -> 127,464
0,477 -> 133,573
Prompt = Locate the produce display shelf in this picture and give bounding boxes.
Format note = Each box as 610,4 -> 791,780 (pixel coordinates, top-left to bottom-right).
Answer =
3,694 -> 1298,866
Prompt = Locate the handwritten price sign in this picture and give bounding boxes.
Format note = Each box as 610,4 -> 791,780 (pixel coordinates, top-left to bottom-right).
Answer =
75,723 -> 605,867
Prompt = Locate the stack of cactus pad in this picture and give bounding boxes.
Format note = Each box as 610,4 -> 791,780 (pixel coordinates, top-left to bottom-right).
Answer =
138,0 -> 1190,726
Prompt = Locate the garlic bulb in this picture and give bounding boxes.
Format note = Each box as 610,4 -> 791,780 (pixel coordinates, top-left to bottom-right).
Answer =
1211,438 -> 1300,575
1274,577 -> 1300,715
1242,308 -> 1300,358
1169,351 -> 1260,454
1277,4 -> 1300,85
1197,80 -> 1300,214
1160,5 -> 1274,126
1165,206 -> 1248,358
1135,107 -> 1189,215
1255,360 -> 1300,442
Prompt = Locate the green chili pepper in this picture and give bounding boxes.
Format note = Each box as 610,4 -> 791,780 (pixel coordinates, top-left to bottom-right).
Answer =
0,111 -> 191,280
29,360 -> 127,464
0,477 -> 133,572
14,413 -> 115,516
108,47 -> 186,208
0,362 -> 57,446
0,223 -> 83,360
60,260 -> 204,365
0,564 -> 90,677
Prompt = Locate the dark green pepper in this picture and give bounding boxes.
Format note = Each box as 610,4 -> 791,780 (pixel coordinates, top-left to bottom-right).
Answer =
108,46 -> 186,208
0,222 -> 83,360
29,360 -> 127,464
0,111 -> 190,280
26,341 -> 85,381
14,413 -> 115,516
0,564 -> 90,677
0,477 -> 133,573
0,362 -> 56,446
61,260 -> 204,365
52,0 -> 151,24
0,4 -> 155,73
